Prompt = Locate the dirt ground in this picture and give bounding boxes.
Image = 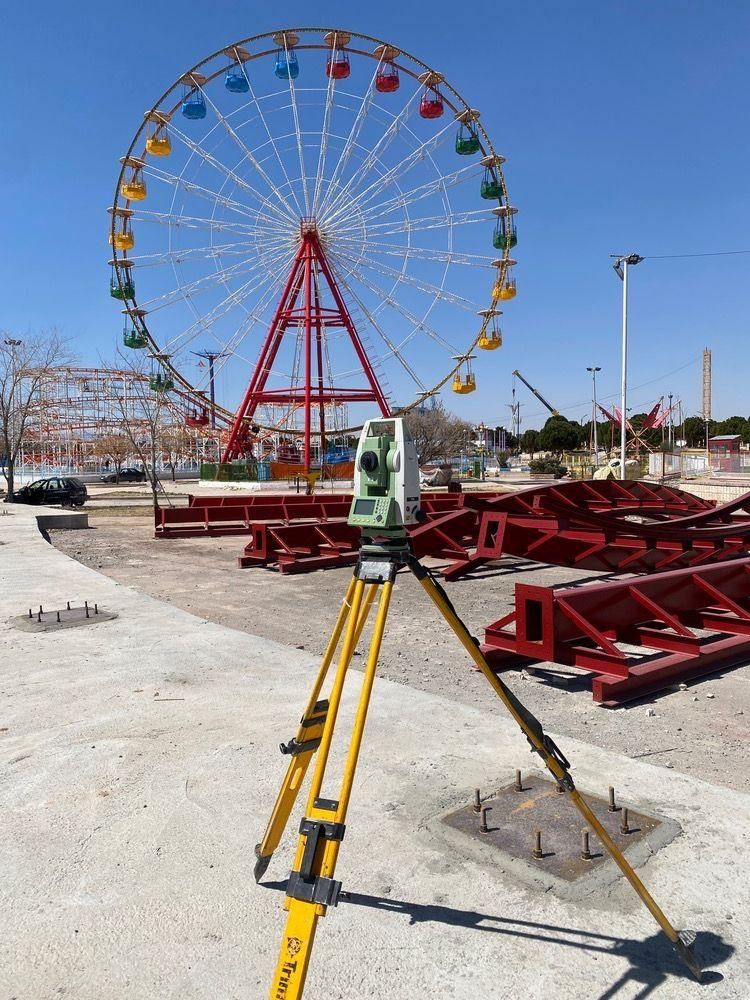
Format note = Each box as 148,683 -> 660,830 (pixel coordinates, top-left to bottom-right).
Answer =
49,510 -> 750,793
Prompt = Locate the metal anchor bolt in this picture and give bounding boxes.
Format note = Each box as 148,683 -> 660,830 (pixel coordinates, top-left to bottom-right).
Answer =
479,806 -> 491,833
620,808 -> 630,835
581,828 -> 592,860
94,604 -> 98,615
608,786 -> 620,812
532,828 -> 543,859
514,769 -> 523,792
56,611 -> 61,623
66,601 -> 71,610
472,788 -> 482,814
84,601 -> 90,619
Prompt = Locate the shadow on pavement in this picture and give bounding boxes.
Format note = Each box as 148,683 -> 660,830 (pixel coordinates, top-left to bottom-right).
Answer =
261,880 -> 731,997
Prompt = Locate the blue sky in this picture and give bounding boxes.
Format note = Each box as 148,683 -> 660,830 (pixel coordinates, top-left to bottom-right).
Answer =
2,1 -> 748,429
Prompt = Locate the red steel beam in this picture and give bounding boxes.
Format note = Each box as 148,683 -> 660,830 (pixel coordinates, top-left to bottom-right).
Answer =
482,557 -> 750,704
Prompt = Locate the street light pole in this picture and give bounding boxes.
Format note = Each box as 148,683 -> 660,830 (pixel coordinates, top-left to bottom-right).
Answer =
191,349 -> 227,428
586,366 -> 601,464
612,254 -> 644,478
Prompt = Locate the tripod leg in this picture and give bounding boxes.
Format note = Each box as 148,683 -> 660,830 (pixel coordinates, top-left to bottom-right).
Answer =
254,577 -> 378,881
268,580 -> 393,1000
411,560 -> 701,981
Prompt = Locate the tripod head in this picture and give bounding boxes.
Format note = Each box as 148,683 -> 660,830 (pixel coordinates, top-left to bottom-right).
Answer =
347,418 -> 420,537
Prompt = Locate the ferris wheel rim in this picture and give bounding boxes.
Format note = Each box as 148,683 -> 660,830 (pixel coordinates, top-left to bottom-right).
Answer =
110,26 -> 515,436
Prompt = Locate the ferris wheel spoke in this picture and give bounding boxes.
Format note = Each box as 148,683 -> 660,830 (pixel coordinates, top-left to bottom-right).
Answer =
128,240 -> 276,267
328,241 -> 477,311
163,246 -> 295,356
311,36 -> 348,215
317,81 -> 423,224
333,239 -> 496,268
142,161 -> 288,231
346,164 -> 483,227
321,114 -> 456,230
323,261 -> 428,391
137,246 -> 290,313
208,261 -> 297,375
233,56 -> 306,219
282,36 -> 311,216
196,84 -> 302,222
166,121 -> 296,229
327,249 -> 461,355
335,208 -> 493,241
129,208 -> 260,237
314,57 -> 384,219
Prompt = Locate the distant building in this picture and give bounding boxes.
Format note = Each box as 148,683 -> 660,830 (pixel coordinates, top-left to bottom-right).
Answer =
708,434 -> 741,473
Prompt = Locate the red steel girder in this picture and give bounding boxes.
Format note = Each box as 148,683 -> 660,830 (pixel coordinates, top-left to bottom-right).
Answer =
482,557 -> 750,704
442,484 -> 750,578
155,492 -> 474,541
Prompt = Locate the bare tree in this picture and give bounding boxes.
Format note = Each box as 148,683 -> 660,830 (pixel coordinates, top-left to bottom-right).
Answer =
160,424 -> 197,481
1,331 -> 71,500
404,399 -> 473,465
92,433 -> 132,483
107,351 -> 172,509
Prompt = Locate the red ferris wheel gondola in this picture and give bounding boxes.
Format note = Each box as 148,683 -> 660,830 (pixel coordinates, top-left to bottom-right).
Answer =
324,30 -> 351,80
185,407 -> 209,428
418,70 -> 444,118
374,43 -> 401,93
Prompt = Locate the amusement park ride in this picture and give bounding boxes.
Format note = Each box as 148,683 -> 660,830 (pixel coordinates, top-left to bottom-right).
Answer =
108,28 -> 518,477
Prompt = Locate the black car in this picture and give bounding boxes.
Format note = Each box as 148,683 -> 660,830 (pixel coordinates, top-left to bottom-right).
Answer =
100,467 -> 147,483
11,477 -> 88,507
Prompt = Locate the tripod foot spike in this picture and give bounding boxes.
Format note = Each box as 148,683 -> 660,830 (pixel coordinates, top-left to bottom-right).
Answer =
253,845 -> 271,883
674,929 -> 702,981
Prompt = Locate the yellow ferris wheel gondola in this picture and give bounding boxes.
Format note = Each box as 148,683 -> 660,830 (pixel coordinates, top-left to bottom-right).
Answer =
491,257 -> 517,302
107,206 -> 135,250
144,110 -> 172,156
120,157 -> 147,201
451,355 -> 476,394
477,308 -> 502,350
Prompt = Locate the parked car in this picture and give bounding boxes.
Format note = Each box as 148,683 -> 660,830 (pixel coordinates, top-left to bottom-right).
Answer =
10,477 -> 87,507
100,467 -> 147,483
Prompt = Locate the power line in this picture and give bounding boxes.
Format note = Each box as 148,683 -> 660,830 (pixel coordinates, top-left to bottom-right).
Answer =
645,249 -> 750,260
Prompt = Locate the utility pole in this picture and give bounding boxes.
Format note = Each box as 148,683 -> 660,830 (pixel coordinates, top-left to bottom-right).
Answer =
586,366 -> 601,464
191,350 -> 227,428
668,392 -> 673,450
612,254 -> 644,478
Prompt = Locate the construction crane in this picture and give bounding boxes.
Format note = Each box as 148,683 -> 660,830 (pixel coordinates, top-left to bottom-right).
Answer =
512,370 -> 559,416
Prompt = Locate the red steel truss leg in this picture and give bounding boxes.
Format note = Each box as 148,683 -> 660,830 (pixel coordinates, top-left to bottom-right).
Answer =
222,224 -> 389,467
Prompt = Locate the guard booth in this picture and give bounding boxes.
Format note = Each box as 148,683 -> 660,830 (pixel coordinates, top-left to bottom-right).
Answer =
708,434 -> 741,473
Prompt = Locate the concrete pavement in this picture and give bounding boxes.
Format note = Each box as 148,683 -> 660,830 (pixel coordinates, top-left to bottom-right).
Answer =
1,503 -> 747,999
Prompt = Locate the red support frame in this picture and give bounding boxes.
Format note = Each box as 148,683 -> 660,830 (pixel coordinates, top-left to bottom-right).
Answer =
482,557 -> 750,704
221,223 -> 389,469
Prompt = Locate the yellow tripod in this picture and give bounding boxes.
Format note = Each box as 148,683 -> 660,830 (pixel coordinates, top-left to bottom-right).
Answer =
256,541 -> 701,999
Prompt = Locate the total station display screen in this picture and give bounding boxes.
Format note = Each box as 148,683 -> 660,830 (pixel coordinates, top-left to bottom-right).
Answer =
353,499 -> 377,515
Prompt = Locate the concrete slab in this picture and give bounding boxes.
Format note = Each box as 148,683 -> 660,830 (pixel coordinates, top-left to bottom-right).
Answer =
1,504 -> 747,998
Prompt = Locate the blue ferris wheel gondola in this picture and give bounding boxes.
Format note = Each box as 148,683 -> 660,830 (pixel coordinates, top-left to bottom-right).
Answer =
274,48 -> 299,80
182,89 -> 207,119
225,64 -> 249,93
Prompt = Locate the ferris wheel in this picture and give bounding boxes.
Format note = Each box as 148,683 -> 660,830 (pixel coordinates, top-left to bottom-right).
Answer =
109,27 -> 517,469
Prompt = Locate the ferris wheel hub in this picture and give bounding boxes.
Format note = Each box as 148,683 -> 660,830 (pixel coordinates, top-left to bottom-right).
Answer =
299,217 -> 319,237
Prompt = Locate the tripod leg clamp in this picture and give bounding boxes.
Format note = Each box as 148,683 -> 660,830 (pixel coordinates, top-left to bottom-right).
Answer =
285,818 -> 346,908
279,736 -> 322,756
279,700 -> 329,756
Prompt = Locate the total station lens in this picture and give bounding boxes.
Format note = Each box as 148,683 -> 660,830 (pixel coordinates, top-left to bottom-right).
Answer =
360,451 -> 379,473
